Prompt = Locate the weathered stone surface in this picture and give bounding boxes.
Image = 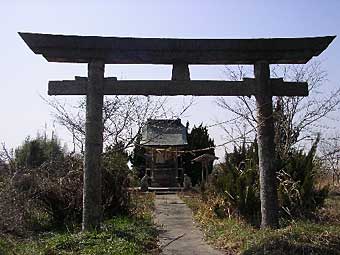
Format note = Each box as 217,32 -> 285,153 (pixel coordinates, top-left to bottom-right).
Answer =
82,59 -> 104,231
19,32 -> 335,64
155,194 -> 223,255
255,62 -> 279,229
140,175 -> 149,192
183,174 -> 192,191
171,64 -> 190,81
48,79 -> 308,96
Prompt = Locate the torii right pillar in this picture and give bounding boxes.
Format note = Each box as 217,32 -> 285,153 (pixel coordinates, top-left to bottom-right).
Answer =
255,61 -> 278,228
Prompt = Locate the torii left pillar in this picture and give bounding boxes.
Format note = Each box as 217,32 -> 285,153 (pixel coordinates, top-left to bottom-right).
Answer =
82,59 -> 104,231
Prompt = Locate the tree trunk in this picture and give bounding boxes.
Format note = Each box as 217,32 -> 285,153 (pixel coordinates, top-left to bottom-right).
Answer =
255,61 -> 279,229
82,59 -> 104,231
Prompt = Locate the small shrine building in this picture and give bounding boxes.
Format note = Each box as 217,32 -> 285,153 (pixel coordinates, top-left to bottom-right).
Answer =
141,119 -> 187,187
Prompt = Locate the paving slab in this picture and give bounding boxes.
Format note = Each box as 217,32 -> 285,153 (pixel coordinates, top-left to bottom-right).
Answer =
154,194 -> 224,255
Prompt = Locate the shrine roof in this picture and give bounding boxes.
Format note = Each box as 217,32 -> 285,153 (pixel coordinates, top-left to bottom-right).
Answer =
19,32 -> 335,64
192,154 -> 218,163
141,119 -> 187,146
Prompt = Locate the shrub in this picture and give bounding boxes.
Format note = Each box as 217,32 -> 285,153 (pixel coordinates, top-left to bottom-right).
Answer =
26,149 -> 131,225
183,123 -> 215,186
209,142 -> 261,225
102,146 -> 130,217
15,135 -> 65,168
1,140 -> 131,234
4,154 -> 84,229
129,133 -> 146,180
0,170 -> 53,236
209,138 -> 328,225
0,176 -> 34,235
277,136 -> 328,218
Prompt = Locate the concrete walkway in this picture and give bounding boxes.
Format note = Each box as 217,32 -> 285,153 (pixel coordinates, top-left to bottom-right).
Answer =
154,194 -> 224,255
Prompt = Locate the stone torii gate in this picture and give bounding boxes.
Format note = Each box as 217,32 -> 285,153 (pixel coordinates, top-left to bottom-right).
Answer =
19,33 -> 334,229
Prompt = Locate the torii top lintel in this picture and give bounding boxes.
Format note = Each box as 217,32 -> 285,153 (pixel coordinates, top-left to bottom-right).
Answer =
19,32 -> 335,65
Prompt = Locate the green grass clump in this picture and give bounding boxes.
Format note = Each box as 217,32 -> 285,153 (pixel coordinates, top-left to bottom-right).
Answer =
0,216 -> 158,255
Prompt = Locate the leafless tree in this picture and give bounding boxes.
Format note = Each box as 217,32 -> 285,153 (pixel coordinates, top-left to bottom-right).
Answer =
44,96 -> 194,152
0,143 -> 15,174
216,61 -> 340,158
319,134 -> 340,185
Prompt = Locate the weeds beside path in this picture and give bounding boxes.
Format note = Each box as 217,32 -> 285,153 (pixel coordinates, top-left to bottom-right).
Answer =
181,192 -> 340,255
0,192 -> 159,255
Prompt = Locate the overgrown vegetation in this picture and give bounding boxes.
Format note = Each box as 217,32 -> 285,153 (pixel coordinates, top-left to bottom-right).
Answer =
0,135 -> 158,255
207,136 -> 328,226
178,128 -> 338,253
15,135 -> 65,168
129,133 -> 147,180
0,193 -> 158,255
277,137 -> 329,219
183,123 -> 215,186
181,192 -> 340,254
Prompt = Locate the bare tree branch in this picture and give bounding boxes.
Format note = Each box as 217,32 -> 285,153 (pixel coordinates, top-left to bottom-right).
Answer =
43,95 -> 194,152
216,60 -> 340,158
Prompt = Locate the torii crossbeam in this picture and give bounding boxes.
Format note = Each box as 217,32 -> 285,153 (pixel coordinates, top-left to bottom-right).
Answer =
48,78 -> 308,97
19,32 -> 335,230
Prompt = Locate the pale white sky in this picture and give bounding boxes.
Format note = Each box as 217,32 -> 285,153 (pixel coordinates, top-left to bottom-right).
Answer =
0,0 -> 339,159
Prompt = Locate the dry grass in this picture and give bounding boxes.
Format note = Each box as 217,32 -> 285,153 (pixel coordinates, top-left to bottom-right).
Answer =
180,191 -> 340,255
130,191 -> 156,220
